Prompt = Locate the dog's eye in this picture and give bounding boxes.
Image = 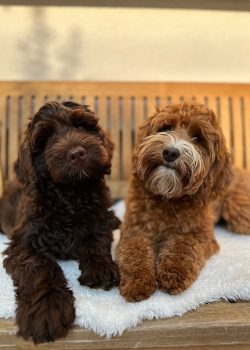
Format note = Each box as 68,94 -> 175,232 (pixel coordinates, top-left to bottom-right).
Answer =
75,126 -> 85,131
192,135 -> 202,143
157,125 -> 172,133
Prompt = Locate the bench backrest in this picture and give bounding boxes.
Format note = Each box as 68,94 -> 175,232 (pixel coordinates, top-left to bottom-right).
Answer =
0,82 -> 250,197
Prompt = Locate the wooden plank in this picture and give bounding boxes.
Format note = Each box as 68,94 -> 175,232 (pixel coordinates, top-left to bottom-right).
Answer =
0,82 -> 250,100
0,118 -> 3,196
146,96 -> 157,118
231,97 -> 244,168
121,97 -> 133,179
95,96 -> 107,131
138,96 -> 147,123
244,97 -> 250,170
0,96 -> 7,181
0,301 -> 250,349
205,96 -> 218,117
134,96 -> 146,140
219,96 -> 232,158
0,345 -> 249,350
8,96 -> 19,179
21,95 -> 32,141
107,180 -> 128,199
109,97 -> 120,181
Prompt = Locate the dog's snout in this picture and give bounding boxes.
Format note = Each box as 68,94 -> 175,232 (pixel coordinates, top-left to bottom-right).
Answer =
162,147 -> 180,162
67,146 -> 86,164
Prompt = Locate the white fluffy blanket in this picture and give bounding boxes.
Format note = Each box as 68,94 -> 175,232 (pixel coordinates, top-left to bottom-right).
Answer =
0,200 -> 250,337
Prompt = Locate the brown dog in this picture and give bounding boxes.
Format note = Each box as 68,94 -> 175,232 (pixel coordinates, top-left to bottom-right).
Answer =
212,167 -> 250,234
1,101 -> 120,343
116,103 -> 232,302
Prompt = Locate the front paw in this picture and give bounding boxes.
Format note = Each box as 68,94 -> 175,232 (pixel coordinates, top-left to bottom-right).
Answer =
16,288 -> 75,343
78,258 -> 119,290
119,273 -> 157,302
156,261 -> 198,295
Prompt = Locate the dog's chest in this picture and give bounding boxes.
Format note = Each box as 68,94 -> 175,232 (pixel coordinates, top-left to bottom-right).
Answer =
34,195 -> 99,259
146,199 -> 204,235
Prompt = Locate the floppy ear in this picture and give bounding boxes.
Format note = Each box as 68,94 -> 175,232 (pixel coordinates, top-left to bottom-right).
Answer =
14,103 -> 60,187
210,147 -> 232,199
100,129 -> 114,175
132,117 -> 153,172
14,123 -> 36,188
136,117 -> 152,144
200,129 -> 232,201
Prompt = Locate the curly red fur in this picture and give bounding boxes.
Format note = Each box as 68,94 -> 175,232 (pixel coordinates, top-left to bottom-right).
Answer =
116,103 -> 232,302
212,167 -> 250,234
1,101 -> 120,343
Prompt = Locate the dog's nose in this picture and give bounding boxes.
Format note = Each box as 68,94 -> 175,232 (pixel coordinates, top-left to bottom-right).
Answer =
162,147 -> 180,162
67,147 -> 86,164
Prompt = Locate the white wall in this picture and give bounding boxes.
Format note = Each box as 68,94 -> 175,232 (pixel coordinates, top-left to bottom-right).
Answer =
0,6 -> 250,82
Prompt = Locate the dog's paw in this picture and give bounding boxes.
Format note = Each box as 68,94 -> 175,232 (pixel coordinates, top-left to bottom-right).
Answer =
119,273 -> 157,302
16,288 -> 75,343
156,262 -> 197,295
78,259 -> 119,290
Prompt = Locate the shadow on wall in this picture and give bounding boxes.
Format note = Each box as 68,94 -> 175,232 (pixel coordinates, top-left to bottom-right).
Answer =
58,27 -> 84,79
18,7 -> 84,79
18,8 -> 51,79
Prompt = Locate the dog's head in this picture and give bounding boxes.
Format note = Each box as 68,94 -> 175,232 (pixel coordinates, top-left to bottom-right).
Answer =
15,101 -> 113,186
134,103 -> 232,201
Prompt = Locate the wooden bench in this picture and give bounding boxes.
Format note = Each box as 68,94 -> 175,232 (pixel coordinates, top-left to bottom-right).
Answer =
0,81 -> 250,349
0,82 -> 250,196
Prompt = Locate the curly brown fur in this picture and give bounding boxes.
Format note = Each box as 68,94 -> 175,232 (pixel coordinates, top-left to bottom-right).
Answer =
116,103 -> 232,302
212,167 -> 250,234
1,101 -> 120,343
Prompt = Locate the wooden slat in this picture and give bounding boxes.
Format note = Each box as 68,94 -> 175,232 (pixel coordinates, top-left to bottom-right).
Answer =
17,96 -> 23,149
0,118 -> 3,196
219,96 -> 232,157
244,97 -> 250,170
134,96 -> 146,139
8,96 -> 19,179
146,96 -> 157,118
140,96 -> 148,122
170,94 -> 181,105
109,97 -> 120,180
121,97 -> 133,179
206,96 -> 218,117
107,179 -> 128,199
21,96 -> 32,140
95,96 -> 107,132
0,96 -> 7,181
0,301 -> 250,349
231,97 -> 244,168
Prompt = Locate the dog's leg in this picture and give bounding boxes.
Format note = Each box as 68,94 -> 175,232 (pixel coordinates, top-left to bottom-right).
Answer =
116,235 -> 157,302
0,181 -> 21,236
156,233 -> 219,295
3,241 -> 75,343
78,232 -> 119,290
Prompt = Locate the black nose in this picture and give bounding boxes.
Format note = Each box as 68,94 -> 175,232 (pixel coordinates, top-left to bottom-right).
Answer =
162,147 -> 180,162
66,146 -> 86,164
